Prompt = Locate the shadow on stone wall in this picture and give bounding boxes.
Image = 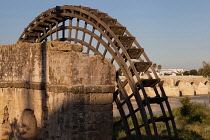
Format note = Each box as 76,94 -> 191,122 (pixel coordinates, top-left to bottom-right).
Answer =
2,43 -> 48,140
1,42 -> 113,139
2,95 -> 113,139
3,112 -> 39,140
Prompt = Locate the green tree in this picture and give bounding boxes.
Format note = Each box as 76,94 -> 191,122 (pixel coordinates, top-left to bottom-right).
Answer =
152,63 -> 157,69
183,71 -> 189,75
198,68 -> 203,75
189,69 -> 198,75
200,61 -> 210,80
157,65 -> 162,72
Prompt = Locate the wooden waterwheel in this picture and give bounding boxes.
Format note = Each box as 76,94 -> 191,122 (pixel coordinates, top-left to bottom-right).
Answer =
18,5 -> 179,140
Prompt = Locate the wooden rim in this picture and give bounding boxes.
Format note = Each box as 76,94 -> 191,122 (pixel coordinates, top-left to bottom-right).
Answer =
18,5 -> 178,139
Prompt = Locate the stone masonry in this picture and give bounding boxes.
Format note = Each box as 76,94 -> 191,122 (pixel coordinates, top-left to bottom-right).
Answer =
121,75 -> 209,98
0,41 -> 115,139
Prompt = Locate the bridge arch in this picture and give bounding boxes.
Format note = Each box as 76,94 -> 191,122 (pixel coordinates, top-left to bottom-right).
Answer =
18,5 -> 178,139
175,80 -> 180,86
204,81 -> 210,93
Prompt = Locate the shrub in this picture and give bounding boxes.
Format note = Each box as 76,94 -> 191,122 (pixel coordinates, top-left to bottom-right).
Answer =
176,97 -> 210,124
113,97 -> 210,139
178,129 -> 204,140
173,97 -> 210,140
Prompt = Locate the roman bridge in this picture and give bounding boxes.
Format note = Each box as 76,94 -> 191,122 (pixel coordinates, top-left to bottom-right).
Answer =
121,76 -> 209,98
161,76 -> 209,96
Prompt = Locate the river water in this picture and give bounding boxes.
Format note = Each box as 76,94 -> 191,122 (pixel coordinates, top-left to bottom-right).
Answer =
113,95 -> 210,117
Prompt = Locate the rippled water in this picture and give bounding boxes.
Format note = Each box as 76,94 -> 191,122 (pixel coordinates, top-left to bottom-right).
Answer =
113,95 -> 210,117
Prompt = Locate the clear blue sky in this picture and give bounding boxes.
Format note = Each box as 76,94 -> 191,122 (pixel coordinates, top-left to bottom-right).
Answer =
0,0 -> 209,70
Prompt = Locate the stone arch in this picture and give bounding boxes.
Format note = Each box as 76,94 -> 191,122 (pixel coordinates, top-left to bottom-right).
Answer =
162,79 -> 180,97
162,80 -> 169,89
20,109 -> 39,139
204,81 -> 208,85
204,81 -> 210,93
175,80 -> 194,96
175,80 -> 183,96
190,81 -> 197,95
190,81 -> 194,85
161,80 -> 170,96
175,80 -> 180,86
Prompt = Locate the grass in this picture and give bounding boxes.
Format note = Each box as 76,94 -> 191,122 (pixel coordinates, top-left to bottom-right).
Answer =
173,97 -> 210,140
113,97 -> 210,140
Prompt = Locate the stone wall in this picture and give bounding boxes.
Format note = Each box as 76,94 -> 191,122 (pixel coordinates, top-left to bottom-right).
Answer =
0,41 -> 115,139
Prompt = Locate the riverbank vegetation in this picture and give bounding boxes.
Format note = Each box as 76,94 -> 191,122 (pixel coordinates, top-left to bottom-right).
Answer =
198,61 -> 210,80
113,97 -> 210,140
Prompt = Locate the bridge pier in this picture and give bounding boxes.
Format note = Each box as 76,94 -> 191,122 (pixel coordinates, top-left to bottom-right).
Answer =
0,41 -> 115,139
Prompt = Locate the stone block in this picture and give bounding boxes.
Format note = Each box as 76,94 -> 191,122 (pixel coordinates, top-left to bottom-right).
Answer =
196,82 -> 209,95
90,93 -> 113,105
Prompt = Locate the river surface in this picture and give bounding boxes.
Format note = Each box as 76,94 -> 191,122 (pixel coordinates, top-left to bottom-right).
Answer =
113,95 -> 210,117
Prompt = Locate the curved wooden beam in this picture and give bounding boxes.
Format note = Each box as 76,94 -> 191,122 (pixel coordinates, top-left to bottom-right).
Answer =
18,5 -> 178,139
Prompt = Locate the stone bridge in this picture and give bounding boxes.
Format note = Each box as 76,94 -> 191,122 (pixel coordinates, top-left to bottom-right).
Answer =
161,76 -> 209,96
122,76 -> 209,98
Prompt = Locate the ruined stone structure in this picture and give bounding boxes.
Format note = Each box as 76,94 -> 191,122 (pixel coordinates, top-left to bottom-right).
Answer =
0,42 -> 115,139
